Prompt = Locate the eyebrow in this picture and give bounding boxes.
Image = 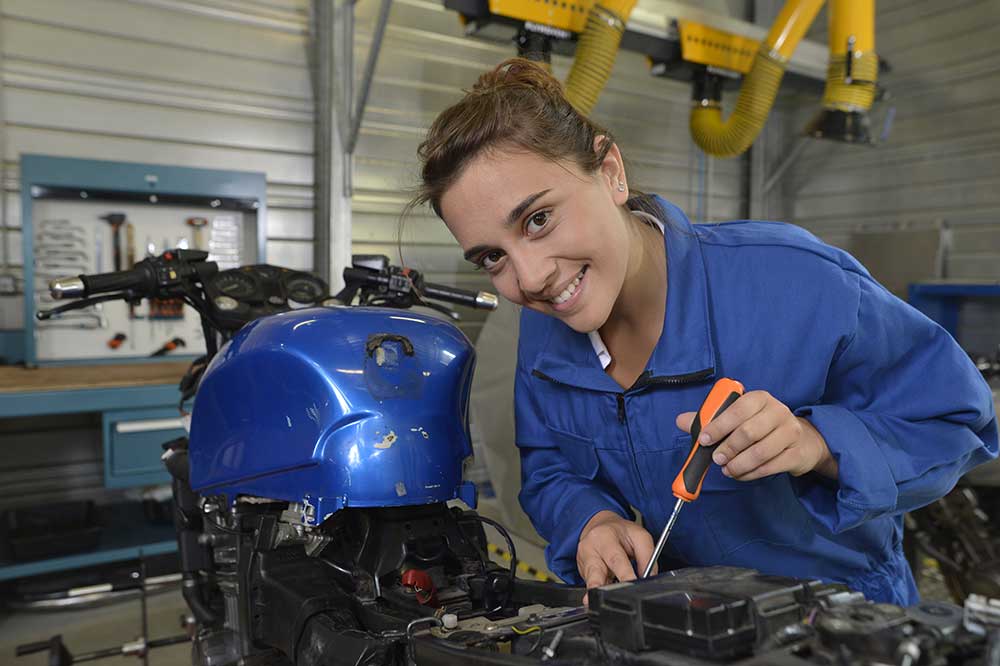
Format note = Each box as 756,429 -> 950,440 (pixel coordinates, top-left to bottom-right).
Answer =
462,189 -> 551,261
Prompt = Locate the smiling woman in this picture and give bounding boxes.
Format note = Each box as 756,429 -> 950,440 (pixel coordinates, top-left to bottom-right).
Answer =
408,57 -> 999,608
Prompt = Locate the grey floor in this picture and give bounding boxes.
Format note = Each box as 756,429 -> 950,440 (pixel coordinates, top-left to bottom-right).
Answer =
0,499 -> 553,666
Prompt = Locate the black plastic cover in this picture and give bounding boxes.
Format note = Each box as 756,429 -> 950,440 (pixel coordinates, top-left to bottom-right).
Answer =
588,567 -> 846,659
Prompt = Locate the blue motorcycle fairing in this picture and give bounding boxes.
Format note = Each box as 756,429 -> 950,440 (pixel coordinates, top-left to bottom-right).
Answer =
189,306 -> 477,524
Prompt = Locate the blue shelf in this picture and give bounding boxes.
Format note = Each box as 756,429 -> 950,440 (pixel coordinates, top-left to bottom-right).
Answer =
908,282 -> 1000,339
0,384 -> 179,418
0,537 -> 176,582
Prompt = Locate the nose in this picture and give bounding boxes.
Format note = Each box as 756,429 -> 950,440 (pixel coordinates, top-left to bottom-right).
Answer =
511,248 -> 556,300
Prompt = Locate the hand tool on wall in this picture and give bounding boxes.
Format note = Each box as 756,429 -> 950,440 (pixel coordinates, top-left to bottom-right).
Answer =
107,333 -> 127,350
99,213 -> 127,271
36,249 -> 89,263
35,311 -> 107,330
38,230 -> 87,245
38,219 -> 85,236
95,227 -> 103,271
641,377 -> 745,578
151,337 -> 186,357
186,217 -> 208,250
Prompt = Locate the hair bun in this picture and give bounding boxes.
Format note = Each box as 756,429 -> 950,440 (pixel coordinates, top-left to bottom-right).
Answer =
471,58 -> 565,98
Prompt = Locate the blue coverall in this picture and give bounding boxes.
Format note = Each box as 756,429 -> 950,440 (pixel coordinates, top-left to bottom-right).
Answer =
514,197 -> 998,605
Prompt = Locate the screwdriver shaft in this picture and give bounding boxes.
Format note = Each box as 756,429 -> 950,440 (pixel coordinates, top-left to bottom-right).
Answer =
642,496 -> 685,578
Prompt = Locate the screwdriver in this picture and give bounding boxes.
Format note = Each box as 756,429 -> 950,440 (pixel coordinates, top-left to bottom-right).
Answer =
641,377 -> 745,578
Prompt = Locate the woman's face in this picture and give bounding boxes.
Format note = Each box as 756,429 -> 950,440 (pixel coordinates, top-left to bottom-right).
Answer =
439,145 -> 632,334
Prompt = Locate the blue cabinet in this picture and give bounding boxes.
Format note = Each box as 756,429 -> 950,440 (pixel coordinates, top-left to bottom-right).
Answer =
103,408 -> 186,488
0,365 -> 186,580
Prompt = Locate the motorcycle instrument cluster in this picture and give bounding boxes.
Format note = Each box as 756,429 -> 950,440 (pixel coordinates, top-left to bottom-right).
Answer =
203,264 -> 329,329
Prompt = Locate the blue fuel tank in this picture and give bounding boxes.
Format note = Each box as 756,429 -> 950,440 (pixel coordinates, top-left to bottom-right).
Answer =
188,306 -> 477,525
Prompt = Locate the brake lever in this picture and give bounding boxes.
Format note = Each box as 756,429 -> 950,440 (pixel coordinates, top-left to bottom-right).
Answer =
36,292 -> 129,320
418,299 -> 460,321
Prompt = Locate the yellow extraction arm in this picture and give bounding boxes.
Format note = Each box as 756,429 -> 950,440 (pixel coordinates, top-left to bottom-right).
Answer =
448,0 -> 877,154
690,0 -> 878,157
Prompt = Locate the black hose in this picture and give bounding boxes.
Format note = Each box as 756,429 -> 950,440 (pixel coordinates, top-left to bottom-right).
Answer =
473,515 -> 517,611
182,574 -> 217,626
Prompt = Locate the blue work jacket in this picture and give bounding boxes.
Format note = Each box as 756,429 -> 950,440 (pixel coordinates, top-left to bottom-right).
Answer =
514,197 -> 998,605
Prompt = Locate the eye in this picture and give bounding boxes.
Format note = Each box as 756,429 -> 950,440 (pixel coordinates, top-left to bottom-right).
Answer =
525,210 -> 551,235
480,250 -> 505,271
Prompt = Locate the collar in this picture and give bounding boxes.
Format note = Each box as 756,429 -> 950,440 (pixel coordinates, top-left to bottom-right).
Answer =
532,197 -> 717,393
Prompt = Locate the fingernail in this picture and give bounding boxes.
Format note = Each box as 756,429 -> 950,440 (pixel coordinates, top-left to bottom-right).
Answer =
699,433 -> 711,445
713,452 -> 727,465
722,466 -> 731,477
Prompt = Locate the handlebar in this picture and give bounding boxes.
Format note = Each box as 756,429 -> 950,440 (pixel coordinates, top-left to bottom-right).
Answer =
340,267 -> 497,311
41,253 -> 495,330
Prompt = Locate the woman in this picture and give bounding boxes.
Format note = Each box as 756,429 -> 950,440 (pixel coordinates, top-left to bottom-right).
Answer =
411,58 -> 997,605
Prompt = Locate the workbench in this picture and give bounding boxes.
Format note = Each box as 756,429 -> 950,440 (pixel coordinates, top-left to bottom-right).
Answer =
0,361 -> 189,581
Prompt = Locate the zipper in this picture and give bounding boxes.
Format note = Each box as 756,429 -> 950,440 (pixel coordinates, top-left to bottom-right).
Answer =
615,392 -> 646,494
532,367 -> 715,391
629,367 -> 715,392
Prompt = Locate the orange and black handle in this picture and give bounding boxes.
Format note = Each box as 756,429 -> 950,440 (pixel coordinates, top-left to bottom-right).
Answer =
670,378 -> 745,502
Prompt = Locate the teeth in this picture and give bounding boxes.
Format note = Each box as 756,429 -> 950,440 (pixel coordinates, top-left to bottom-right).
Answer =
552,269 -> 586,305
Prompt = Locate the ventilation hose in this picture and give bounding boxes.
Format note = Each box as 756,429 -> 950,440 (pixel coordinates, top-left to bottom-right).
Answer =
823,0 -> 876,112
563,0 -> 638,117
690,0 -> 824,157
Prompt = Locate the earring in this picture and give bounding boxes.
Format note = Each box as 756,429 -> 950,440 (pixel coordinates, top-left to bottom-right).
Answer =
617,181 -> 626,192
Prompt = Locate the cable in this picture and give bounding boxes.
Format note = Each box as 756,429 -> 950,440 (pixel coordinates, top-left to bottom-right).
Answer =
472,515 -> 517,611
204,511 -> 242,536
511,625 -> 540,636
527,627 -> 546,655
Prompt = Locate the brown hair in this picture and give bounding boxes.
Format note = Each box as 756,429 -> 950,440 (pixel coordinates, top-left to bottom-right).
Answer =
409,57 -> 664,222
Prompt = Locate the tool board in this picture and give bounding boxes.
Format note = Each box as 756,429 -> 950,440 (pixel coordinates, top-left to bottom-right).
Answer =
21,155 -> 266,366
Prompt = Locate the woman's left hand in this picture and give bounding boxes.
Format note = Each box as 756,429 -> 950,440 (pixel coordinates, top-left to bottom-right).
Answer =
675,390 -> 839,481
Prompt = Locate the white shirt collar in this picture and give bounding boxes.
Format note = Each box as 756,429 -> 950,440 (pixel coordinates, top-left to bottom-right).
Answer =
587,210 -> 665,370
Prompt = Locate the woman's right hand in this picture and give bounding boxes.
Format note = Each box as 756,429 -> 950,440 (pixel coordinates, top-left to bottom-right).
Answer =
577,510 -> 656,604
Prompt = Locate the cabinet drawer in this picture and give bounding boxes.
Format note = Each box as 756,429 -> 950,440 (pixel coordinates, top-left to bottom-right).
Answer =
103,408 -> 186,488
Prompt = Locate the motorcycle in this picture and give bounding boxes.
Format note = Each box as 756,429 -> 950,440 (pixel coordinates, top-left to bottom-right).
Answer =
18,250 -> 1000,666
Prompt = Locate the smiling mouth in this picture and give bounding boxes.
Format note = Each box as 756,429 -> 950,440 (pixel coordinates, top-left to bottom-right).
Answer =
551,265 -> 588,308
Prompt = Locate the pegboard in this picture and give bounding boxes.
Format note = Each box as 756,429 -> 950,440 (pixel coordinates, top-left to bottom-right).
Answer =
21,155 -> 267,366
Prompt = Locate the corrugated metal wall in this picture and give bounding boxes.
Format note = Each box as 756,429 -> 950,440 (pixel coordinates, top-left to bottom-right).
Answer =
761,0 -> 1000,353
0,0 -> 747,507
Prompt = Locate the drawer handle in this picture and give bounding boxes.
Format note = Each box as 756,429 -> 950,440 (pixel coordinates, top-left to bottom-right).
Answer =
115,417 -> 184,434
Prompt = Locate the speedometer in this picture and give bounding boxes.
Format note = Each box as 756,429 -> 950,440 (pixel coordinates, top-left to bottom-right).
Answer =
283,272 -> 326,305
211,271 -> 256,300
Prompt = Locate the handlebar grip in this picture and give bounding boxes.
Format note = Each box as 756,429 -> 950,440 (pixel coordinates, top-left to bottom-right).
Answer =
78,264 -> 155,297
422,282 -> 498,310
342,267 -> 387,287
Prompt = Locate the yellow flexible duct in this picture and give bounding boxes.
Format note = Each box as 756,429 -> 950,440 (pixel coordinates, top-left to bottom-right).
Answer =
563,0 -> 638,117
690,0 -> 824,157
823,0 -> 877,112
